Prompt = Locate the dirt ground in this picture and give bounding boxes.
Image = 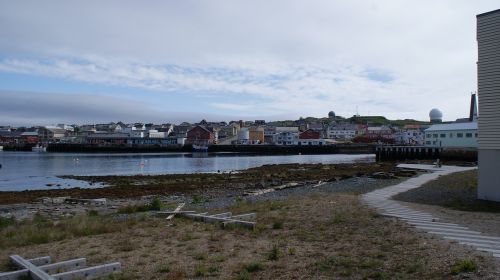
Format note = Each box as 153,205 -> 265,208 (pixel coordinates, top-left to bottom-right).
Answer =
0,192 -> 498,279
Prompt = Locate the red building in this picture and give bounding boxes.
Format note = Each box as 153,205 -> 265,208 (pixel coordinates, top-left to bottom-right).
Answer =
187,126 -> 214,144
299,129 -> 321,139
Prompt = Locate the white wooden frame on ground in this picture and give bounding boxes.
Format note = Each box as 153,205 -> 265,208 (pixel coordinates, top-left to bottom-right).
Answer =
156,210 -> 257,229
0,255 -> 121,280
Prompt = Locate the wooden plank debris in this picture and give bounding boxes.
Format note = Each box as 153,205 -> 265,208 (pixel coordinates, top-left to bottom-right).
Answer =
166,203 -> 185,220
243,182 -> 303,196
155,210 -> 196,217
0,255 -> 121,280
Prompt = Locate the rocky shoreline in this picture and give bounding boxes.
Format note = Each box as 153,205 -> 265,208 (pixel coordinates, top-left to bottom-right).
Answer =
0,162 -> 404,205
0,162 -> 423,220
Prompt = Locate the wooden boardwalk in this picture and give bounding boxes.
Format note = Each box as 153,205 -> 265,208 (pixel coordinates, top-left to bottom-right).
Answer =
362,164 -> 500,259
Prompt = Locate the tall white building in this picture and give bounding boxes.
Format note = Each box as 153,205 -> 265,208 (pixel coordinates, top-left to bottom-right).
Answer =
477,9 -> 500,202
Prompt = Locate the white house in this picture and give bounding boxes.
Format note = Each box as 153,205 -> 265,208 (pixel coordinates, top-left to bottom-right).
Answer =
129,130 -> 146,138
424,122 -> 478,148
273,131 -> 299,145
326,124 -> 357,140
148,130 -> 167,138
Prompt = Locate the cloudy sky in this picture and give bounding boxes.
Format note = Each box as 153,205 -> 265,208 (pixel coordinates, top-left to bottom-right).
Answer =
0,1 -> 498,126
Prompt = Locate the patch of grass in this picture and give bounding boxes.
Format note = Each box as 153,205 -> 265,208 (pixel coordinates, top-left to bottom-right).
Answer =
267,244 -> 281,261
149,196 -> 162,210
363,271 -> 387,279
287,247 -> 296,255
237,270 -> 251,280
114,239 -> 136,252
156,264 -> 170,273
192,195 -> 208,204
117,197 -> 163,214
0,214 -> 127,249
330,214 -> 346,224
194,264 -> 207,277
451,259 -> 477,275
394,170 -> 500,212
212,255 -> 227,263
193,252 -> 206,260
87,209 -> 99,216
0,216 -> 15,229
244,261 -> 264,272
208,265 -> 218,274
272,220 -> 283,229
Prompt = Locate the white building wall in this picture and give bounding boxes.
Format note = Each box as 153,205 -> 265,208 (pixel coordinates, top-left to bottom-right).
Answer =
424,129 -> 478,148
477,9 -> 500,202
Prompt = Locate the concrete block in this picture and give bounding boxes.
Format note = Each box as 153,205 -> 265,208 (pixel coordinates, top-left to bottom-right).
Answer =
51,262 -> 121,280
39,258 -> 86,275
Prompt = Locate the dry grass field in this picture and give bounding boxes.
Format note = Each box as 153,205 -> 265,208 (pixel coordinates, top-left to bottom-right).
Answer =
0,192 -> 498,279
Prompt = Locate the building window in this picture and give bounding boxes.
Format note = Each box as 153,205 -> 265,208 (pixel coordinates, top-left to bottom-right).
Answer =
440,134 -> 446,138
426,134 -> 431,138
449,133 -> 453,138
457,133 -> 463,138
426,141 -> 431,145
433,134 -> 438,138
475,133 -> 478,137
466,133 -> 472,138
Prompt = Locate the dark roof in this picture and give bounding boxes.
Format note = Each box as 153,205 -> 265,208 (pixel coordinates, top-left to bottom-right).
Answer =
190,125 -> 212,133
477,9 -> 500,18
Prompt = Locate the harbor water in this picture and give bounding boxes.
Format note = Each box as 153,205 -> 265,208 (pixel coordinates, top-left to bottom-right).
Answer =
0,152 -> 375,191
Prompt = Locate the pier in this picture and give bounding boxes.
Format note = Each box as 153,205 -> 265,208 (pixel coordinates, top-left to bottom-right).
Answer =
375,146 -> 442,161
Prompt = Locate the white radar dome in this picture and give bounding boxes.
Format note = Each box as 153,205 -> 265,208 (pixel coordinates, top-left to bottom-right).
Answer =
429,108 -> 443,122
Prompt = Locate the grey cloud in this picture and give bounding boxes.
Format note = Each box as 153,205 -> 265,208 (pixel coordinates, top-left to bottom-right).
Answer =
0,90 -> 291,126
0,90 -> 217,126
0,1 -> 497,121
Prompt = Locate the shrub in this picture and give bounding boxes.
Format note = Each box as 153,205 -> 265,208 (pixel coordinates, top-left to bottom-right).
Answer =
237,270 -> 250,280
267,244 -> 280,261
157,264 -> 170,273
451,259 -> 477,274
194,265 -> 207,277
150,196 -> 162,210
192,195 -> 207,204
0,216 -> 15,229
272,220 -> 283,230
87,210 -> 99,216
245,261 -> 264,272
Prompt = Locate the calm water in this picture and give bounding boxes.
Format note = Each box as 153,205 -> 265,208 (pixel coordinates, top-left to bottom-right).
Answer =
0,152 -> 375,191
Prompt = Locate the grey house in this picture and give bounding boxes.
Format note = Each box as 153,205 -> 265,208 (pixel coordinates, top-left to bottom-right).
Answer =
477,9 -> 500,202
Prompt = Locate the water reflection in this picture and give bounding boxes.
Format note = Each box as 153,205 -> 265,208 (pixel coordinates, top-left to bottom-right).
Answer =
0,152 -> 374,191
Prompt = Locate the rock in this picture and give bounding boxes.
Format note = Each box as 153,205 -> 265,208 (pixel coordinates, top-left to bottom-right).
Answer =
371,172 -> 395,179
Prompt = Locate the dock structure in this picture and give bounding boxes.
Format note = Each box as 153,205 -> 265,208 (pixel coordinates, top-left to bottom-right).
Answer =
375,146 -> 442,161
0,255 -> 121,280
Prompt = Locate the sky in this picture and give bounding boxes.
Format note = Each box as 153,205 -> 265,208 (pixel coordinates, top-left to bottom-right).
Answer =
0,1 -> 498,126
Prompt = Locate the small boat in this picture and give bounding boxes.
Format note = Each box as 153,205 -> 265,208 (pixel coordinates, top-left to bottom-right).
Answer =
32,144 -> 47,152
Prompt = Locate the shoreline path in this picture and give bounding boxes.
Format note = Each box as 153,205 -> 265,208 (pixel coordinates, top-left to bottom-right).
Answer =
362,164 -> 500,259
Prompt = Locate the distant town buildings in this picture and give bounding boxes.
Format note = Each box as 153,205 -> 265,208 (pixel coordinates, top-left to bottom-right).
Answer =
0,98 -> 483,150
